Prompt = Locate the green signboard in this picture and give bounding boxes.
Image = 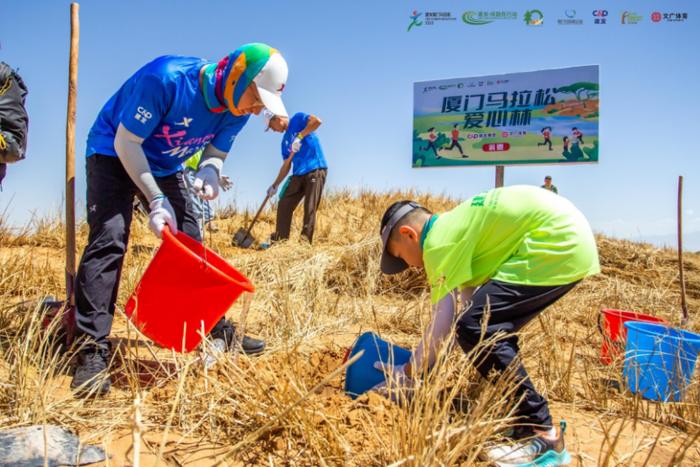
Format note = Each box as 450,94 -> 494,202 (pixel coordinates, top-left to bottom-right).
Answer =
413,65 -> 599,167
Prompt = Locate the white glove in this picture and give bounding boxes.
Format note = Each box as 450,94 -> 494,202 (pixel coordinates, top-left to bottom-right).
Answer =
373,361 -> 411,387
193,165 -> 220,200
148,195 -> 177,238
267,184 -> 278,197
291,136 -> 303,153
372,361 -> 413,402
219,175 -> 233,192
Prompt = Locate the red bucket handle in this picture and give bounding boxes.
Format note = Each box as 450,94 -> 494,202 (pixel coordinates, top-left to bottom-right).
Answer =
596,311 -> 605,336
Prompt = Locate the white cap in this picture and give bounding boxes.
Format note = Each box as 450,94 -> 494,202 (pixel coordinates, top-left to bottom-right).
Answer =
254,53 -> 288,117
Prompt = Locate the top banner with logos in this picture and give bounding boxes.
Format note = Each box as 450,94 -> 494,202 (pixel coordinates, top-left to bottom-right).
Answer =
407,9 -> 688,30
412,65 -> 599,168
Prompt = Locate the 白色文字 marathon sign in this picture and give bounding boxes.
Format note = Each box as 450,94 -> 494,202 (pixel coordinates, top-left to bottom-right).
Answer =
412,65 -> 599,168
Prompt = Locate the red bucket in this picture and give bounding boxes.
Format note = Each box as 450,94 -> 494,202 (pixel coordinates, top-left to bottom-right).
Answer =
125,228 -> 254,352
599,308 -> 668,365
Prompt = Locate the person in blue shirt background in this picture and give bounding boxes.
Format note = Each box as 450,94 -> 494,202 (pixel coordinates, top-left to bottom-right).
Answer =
266,111 -> 328,243
72,43 -> 289,397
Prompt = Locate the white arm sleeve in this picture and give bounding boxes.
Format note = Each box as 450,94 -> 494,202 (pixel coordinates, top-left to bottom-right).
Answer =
198,144 -> 227,176
114,123 -> 162,201
411,290 -> 458,373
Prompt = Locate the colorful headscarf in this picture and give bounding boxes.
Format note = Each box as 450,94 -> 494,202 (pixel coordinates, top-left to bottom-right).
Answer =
200,43 -> 280,115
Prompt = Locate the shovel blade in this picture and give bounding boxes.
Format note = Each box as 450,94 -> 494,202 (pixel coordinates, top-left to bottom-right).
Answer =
233,229 -> 255,248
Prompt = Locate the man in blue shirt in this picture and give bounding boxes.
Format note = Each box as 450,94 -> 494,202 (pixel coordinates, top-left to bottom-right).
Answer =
266,111 -> 328,243
72,43 -> 289,397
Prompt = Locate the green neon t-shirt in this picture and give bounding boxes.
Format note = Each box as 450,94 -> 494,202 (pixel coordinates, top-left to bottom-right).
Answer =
423,185 -> 600,304
183,149 -> 203,171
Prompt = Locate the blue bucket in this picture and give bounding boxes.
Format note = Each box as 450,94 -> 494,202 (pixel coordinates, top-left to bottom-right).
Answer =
344,332 -> 411,399
623,322 -> 700,402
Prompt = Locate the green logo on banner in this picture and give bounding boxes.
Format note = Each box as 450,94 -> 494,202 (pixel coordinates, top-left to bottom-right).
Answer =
408,10 -> 423,31
462,11 -> 492,25
524,9 -> 544,26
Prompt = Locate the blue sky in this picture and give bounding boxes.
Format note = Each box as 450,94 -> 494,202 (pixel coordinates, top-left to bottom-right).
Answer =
1,1 -> 699,249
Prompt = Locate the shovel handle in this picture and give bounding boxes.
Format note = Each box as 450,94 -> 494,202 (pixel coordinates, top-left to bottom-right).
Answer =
242,193 -> 272,238
241,151 -> 296,239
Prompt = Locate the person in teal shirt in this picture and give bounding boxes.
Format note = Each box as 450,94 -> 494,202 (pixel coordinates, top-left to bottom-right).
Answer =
376,185 -> 599,466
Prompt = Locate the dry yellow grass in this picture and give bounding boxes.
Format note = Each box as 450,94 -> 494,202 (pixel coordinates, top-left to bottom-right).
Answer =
1,190 -> 699,466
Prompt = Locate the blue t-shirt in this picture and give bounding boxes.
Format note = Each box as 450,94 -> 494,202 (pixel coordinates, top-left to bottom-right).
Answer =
86,56 -> 250,177
282,112 -> 327,177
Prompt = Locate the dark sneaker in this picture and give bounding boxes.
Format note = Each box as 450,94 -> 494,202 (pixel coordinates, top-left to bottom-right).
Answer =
238,334 -> 266,355
70,344 -> 111,397
486,421 -> 571,466
210,318 -> 266,355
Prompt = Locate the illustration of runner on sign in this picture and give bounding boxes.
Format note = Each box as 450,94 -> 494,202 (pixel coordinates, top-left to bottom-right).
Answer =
423,127 -> 441,159
537,126 -> 553,151
441,124 -> 467,158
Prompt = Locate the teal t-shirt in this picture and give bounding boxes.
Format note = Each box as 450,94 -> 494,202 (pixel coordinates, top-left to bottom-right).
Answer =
422,185 -> 600,303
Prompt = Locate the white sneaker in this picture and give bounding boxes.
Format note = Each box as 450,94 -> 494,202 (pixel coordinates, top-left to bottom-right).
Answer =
486,421 -> 571,467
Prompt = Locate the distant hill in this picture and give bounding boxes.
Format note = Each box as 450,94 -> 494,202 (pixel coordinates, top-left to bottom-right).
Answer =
629,230 -> 700,253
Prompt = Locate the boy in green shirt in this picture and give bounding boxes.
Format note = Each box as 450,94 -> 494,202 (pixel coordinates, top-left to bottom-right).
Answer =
377,185 -> 599,466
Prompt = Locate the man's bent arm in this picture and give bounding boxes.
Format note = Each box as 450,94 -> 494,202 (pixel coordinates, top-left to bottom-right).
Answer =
115,123 -> 162,201
272,155 -> 293,189
299,114 -> 322,138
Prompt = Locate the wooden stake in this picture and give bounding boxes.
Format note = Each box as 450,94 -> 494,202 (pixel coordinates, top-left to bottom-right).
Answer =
65,3 -> 79,307
495,165 -> 504,188
678,175 -> 689,326
132,393 -> 142,467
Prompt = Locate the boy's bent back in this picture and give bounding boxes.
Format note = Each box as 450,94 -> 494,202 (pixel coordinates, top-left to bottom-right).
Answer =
423,185 -> 600,303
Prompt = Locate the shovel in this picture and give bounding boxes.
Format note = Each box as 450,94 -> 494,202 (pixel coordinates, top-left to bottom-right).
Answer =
234,150 -> 295,248
233,193 -> 272,248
